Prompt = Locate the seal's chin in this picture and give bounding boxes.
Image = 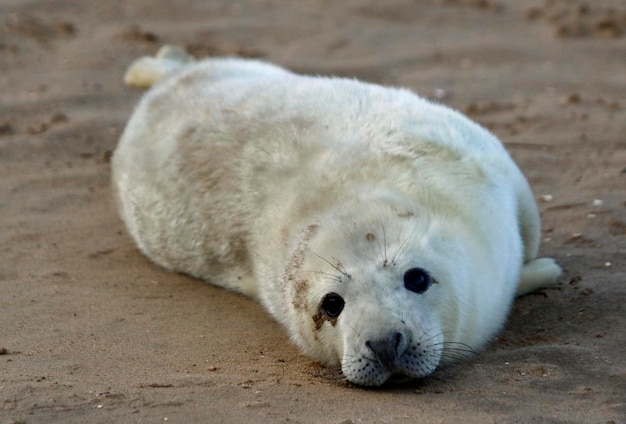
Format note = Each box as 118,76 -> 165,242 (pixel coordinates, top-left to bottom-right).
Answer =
341,357 -> 439,387
340,339 -> 443,387
342,365 -> 434,387
385,374 -> 414,385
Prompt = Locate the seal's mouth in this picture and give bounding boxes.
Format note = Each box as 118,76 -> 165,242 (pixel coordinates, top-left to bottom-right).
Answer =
385,374 -> 413,385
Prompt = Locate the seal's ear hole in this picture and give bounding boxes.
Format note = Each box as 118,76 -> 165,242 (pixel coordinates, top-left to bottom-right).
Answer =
403,267 -> 432,294
320,293 -> 345,318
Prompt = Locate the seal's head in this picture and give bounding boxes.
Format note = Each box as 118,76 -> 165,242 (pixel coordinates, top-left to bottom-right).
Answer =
280,197 -> 476,386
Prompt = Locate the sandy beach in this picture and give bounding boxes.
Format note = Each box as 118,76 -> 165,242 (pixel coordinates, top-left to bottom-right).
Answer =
1,0 -> 624,422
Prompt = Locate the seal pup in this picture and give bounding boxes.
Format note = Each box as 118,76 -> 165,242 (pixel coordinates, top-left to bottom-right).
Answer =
112,46 -> 561,386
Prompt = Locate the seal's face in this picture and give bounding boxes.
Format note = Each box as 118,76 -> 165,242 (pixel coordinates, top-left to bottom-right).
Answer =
284,206 -> 467,386
330,265 -> 444,387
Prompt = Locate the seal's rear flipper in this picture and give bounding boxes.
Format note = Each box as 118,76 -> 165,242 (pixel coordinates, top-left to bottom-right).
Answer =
124,45 -> 195,89
516,257 -> 561,297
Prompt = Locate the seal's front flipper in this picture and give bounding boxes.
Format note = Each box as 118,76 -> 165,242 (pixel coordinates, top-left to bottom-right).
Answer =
516,257 -> 561,297
124,45 -> 195,89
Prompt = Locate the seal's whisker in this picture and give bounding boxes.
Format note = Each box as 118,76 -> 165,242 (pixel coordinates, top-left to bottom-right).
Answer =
420,329 -> 447,344
438,357 -> 476,371
428,344 -> 475,356
302,269 -> 343,282
381,222 -> 389,267
439,349 -> 476,359
323,374 -> 349,384
433,340 -> 475,348
345,323 -> 360,338
429,364 -> 465,380
431,341 -> 477,355
431,343 -> 477,365
421,330 -> 474,350
310,251 -> 351,279
437,349 -> 475,360
417,332 -> 478,363
313,365 -> 346,382
390,226 -> 416,266
439,358 -> 474,369
436,347 -> 476,357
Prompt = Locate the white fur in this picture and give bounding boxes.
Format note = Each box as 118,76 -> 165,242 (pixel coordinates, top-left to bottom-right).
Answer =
112,46 -> 561,386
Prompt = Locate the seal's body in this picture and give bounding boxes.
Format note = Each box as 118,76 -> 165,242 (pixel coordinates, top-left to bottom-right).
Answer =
112,46 -> 561,386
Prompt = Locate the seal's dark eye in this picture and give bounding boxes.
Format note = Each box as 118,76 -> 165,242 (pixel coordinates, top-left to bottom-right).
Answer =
403,267 -> 432,294
321,293 -> 345,318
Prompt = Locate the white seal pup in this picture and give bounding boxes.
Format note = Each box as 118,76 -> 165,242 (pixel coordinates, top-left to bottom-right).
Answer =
112,46 -> 561,386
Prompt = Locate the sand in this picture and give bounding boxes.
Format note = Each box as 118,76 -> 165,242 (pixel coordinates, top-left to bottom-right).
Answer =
1,0 -> 624,422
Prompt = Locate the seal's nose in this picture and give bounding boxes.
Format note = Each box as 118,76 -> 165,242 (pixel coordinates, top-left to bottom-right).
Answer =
365,332 -> 404,369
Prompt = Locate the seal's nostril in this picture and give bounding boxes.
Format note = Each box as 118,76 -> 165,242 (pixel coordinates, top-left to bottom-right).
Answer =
393,332 -> 402,351
366,332 -> 404,369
